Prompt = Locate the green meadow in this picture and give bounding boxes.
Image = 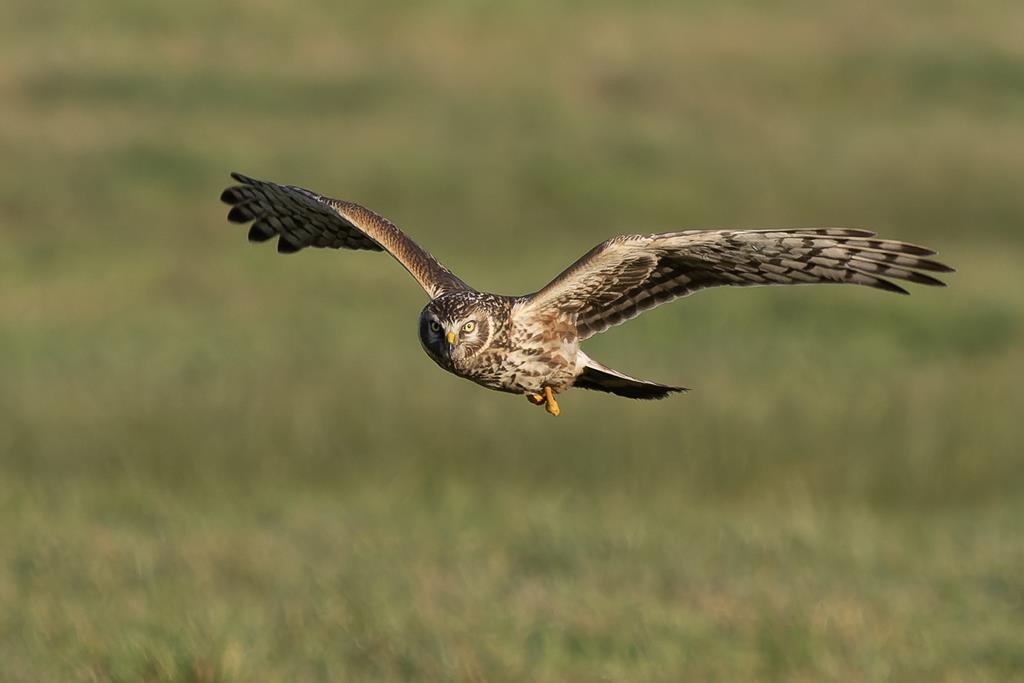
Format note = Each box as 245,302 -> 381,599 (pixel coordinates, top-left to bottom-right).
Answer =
2,1 -> 1023,680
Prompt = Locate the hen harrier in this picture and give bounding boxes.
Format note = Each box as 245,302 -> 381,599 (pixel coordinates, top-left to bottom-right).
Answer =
220,173 -> 952,416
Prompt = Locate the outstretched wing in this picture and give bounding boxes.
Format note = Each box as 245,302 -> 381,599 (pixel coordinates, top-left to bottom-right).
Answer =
220,172 -> 471,299
523,228 -> 953,340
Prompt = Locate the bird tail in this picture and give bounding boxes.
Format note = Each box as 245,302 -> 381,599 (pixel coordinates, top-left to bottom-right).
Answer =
572,353 -> 687,400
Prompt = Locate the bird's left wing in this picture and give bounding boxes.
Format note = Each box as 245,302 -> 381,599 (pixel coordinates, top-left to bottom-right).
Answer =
220,173 -> 470,299
521,228 -> 953,340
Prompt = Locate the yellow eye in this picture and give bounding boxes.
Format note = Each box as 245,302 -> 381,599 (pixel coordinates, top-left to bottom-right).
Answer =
463,321 -> 476,333
429,321 -> 441,333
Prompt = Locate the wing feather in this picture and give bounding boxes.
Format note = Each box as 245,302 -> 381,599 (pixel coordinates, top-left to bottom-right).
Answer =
523,228 -> 953,340
220,173 -> 470,299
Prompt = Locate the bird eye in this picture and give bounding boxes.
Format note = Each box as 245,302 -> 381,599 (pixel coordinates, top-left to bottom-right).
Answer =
429,321 -> 441,333
463,321 -> 476,333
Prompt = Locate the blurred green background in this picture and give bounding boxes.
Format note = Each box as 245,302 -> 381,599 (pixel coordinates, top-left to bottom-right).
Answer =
2,1 -> 1023,681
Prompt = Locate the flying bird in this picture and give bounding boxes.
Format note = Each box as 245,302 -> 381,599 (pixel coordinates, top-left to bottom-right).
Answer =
220,173 -> 953,416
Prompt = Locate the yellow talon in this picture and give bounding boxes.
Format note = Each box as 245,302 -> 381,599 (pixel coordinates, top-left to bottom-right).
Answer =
526,389 -> 560,416
544,386 -> 560,417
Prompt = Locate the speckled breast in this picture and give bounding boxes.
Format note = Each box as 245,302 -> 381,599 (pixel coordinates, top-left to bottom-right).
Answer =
481,308 -> 580,394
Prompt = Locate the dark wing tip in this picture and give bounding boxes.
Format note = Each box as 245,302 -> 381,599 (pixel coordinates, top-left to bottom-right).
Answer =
220,187 -> 242,205
227,204 -> 253,223
872,277 -> 911,295
277,235 -> 302,254
910,258 -> 956,273
222,172 -> 259,204
905,271 -> 948,288
247,223 -> 275,243
826,228 -> 876,238
221,172 -> 261,205
894,242 -> 936,257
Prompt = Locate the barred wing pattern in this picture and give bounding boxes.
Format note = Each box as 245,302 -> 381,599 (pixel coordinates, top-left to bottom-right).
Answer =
220,173 -> 470,299
525,229 -> 953,340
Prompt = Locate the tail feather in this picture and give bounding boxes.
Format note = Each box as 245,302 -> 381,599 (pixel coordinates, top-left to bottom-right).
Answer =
573,355 -> 686,400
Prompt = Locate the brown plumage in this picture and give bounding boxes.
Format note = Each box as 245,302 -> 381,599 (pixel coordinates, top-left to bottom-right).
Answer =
221,172 -> 467,298
220,173 -> 954,416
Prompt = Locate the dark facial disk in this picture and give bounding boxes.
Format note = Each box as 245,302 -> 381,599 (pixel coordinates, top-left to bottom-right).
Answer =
418,297 -> 491,366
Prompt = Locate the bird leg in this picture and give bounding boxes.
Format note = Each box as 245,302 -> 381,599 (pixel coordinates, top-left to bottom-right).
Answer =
543,386 -> 560,417
525,388 -> 560,416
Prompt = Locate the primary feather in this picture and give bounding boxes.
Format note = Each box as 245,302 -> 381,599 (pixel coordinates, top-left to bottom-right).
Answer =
220,172 -> 469,298
523,228 -> 954,340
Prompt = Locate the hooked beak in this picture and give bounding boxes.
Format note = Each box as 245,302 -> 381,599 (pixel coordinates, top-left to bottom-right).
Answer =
446,331 -> 457,345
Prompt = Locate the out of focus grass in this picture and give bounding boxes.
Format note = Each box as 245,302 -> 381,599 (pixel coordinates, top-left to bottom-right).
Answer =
2,0 -> 1023,681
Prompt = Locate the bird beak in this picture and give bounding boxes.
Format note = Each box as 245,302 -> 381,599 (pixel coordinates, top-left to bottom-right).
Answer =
446,331 -> 457,345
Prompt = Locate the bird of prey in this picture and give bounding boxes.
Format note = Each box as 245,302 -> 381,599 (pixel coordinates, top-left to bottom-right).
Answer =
220,172 -> 953,417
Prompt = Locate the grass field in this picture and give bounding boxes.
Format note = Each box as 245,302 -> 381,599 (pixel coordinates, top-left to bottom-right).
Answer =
2,1 -> 1024,680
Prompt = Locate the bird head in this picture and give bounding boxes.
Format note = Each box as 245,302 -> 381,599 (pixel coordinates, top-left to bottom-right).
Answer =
418,295 -> 492,367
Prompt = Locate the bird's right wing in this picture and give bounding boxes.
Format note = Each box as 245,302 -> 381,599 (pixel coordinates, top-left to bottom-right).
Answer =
220,173 -> 471,299
522,228 -> 953,340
